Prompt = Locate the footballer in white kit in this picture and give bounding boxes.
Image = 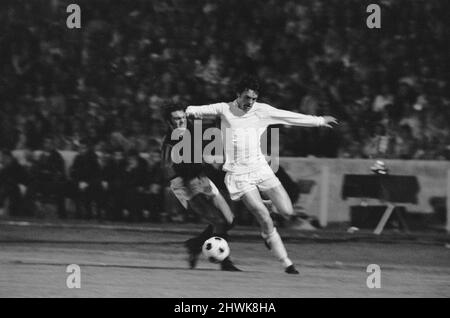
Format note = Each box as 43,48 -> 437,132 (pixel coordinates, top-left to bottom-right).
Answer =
186,76 -> 337,274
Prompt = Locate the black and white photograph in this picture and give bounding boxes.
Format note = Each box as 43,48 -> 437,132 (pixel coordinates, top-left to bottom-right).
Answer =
0,0 -> 449,301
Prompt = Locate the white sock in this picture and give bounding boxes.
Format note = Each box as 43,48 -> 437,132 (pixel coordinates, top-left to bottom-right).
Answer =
261,227 -> 293,268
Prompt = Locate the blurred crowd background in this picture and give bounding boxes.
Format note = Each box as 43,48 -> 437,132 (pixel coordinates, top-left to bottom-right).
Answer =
0,0 -> 449,221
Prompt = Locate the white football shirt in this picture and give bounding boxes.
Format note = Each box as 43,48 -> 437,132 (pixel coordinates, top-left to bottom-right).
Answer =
186,101 -> 326,174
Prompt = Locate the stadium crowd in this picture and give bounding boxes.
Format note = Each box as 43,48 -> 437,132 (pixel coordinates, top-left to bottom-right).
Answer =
0,0 -> 449,220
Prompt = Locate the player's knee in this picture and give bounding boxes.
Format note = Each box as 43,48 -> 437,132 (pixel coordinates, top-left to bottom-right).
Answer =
278,204 -> 294,217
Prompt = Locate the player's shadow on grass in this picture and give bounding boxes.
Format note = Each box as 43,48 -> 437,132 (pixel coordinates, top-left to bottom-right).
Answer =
0,240 -> 187,245
9,260 -> 247,272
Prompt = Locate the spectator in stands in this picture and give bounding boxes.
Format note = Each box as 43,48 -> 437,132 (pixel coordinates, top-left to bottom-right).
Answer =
144,148 -> 165,222
0,149 -> 30,217
392,124 -> 418,160
120,149 -> 150,222
0,0 -> 449,165
363,123 -> 394,159
96,148 -> 114,220
28,137 -> 67,218
102,148 -> 127,221
372,84 -> 394,114
69,138 -> 102,219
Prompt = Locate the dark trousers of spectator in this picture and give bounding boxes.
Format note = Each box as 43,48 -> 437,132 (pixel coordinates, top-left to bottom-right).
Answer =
118,188 -> 146,222
28,180 -> 67,219
99,187 -> 122,221
142,193 -> 164,222
68,182 -> 102,219
0,184 -> 30,217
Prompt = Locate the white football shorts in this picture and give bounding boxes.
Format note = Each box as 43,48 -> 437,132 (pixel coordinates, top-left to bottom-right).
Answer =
225,164 -> 281,201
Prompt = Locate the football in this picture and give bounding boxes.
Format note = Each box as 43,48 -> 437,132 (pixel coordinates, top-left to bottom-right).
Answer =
202,236 -> 230,263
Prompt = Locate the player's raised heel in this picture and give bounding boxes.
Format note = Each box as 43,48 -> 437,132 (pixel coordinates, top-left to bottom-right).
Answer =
285,264 -> 299,274
221,257 -> 242,272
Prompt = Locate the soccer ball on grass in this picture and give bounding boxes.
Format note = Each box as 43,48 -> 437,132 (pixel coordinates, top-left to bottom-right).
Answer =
202,236 -> 230,263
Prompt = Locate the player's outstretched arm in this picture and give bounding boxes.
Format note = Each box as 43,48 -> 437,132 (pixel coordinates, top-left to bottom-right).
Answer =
263,104 -> 338,128
185,103 -> 223,119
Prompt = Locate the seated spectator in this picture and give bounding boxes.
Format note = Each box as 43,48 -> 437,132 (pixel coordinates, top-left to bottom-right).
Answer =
392,125 -> 418,159
28,137 -> 67,218
96,148 -> 115,220
372,84 -> 394,113
362,123 -> 394,159
100,148 -> 127,221
0,149 -> 30,217
68,138 -> 102,219
144,149 -> 165,222
119,149 -> 150,222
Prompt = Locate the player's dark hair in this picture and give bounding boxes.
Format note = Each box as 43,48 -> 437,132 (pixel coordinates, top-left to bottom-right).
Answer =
163,101 -> 186,122
235,75 -> 261,94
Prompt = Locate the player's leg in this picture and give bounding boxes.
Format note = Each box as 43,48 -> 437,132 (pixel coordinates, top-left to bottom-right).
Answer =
208,197 -> 240,271
186,175 -> 235,234
240,189 -> 298,274
192,191 -> 240,271
184,198 -> 215,269
187,194 -> 226,242
262,182 -> 316,231
186,188 -> 240,271
169,177 -> 207,267
256,169 -> 300,274
261,184 -> 294,218
188,193 -> 231,234
170,176 -> 240,270
225,171 -> 297,273
209,191 -> 234,228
